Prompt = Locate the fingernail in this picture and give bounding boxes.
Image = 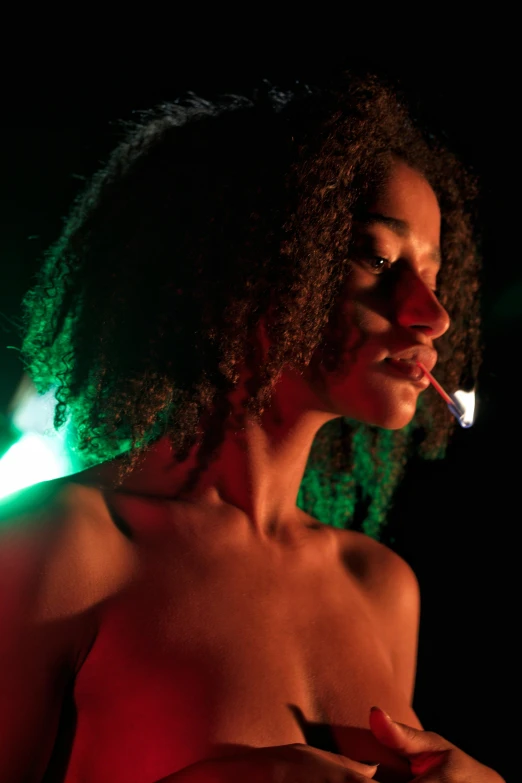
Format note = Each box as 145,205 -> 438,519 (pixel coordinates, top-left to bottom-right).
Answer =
360,760 -> 380,767
371,705 -> 392,720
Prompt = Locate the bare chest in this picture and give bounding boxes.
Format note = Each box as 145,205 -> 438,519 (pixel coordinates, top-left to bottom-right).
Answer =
59,528 -> 414,783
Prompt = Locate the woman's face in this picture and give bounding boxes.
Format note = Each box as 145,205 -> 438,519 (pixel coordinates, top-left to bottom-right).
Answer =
307,158 -> 450,430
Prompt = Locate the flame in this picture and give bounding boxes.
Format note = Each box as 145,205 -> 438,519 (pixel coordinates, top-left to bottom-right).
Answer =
451,389 -> 476,428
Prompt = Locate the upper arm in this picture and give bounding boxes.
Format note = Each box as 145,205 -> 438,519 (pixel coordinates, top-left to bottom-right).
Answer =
0,596 -> 73,782
0,485 -> 81,782
0,479 -> 134,781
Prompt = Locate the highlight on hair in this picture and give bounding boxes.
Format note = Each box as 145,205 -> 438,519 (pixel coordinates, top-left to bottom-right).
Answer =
19,73 -> 481,538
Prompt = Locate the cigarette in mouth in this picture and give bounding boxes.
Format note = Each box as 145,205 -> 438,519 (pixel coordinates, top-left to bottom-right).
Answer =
416,361 -> 475,429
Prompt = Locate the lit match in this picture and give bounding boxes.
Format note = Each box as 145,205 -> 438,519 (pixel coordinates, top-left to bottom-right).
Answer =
416,362 -> 476,428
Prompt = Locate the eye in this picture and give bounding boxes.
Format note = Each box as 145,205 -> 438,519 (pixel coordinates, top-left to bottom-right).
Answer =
359,256 -> 392,275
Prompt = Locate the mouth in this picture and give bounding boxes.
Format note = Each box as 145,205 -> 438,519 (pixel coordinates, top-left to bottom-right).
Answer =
383,358 -> 430,386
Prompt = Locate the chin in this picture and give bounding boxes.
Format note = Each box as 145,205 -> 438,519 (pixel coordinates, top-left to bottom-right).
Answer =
337,392 -> 419,430
365,399 -> 418,429
316,369 -> 423,430
377,412 -> 416,430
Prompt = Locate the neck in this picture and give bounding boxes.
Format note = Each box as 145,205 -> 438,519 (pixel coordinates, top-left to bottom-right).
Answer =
71,366 -> 338,539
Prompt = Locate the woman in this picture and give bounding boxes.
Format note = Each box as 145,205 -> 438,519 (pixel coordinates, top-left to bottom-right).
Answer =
0,74 -> 503,782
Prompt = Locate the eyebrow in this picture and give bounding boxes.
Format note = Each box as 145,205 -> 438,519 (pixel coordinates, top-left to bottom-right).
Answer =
354,211 -> 442,265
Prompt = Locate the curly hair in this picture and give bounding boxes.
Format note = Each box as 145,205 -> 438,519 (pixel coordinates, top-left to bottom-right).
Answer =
19,72 -> 481,538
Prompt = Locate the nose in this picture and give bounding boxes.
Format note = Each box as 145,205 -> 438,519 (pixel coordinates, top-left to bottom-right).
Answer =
395,275 -> 450,340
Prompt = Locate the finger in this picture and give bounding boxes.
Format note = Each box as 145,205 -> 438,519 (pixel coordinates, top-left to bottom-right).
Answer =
369,706 -> 451,751
339,759 -> 380,779
339,764 -> 380,781
344,772 -> 381,782
300,746 -> 379,778
369,707 -> 449,774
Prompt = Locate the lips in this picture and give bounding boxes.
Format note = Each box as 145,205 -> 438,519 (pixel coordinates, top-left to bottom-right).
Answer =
386,346 -> 438,374
384,358 -> 427,383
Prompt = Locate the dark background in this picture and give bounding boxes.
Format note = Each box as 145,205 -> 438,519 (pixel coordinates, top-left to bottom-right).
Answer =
0,52 -> 516,781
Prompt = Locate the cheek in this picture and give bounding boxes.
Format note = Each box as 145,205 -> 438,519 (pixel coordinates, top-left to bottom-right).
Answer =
324,299 -> 389,371
306,300 -> 420,428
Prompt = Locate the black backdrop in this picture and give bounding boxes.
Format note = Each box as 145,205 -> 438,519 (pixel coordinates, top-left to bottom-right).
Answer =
0,53 -> 516,781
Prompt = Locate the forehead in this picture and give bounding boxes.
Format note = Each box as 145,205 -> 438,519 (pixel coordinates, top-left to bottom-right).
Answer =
365,159 -> 441,241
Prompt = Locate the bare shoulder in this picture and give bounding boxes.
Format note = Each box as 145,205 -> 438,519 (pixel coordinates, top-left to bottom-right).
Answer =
0,476 -> 135,623
335,527 -> 419,606
0,476 -> 79,577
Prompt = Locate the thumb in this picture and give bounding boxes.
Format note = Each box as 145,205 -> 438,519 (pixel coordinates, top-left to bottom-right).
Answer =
369,707 -> 448,775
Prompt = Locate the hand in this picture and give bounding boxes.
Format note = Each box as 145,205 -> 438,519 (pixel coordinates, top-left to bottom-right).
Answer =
156,743 -> 381,782
369,706 -> 505,782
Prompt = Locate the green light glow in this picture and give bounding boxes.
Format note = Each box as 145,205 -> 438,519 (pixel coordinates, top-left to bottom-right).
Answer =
0,376 -> 78,501
0,432 -> 72,500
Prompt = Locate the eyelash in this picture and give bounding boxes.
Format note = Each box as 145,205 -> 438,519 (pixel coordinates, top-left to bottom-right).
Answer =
358,256 -> 440,295
359,256 -> 392,274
